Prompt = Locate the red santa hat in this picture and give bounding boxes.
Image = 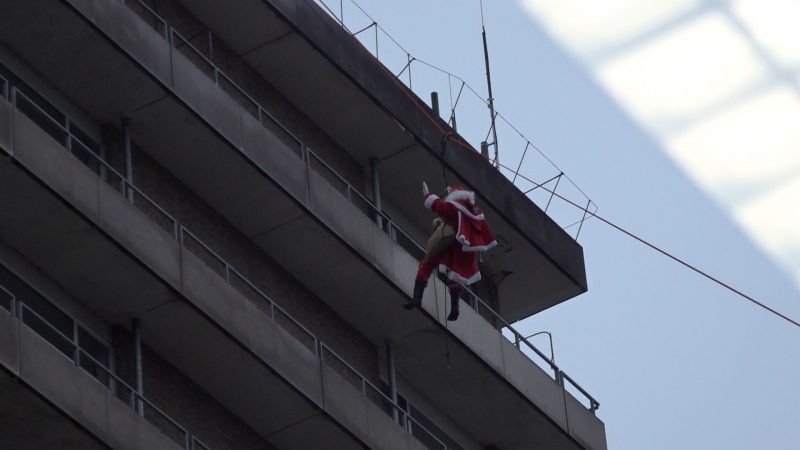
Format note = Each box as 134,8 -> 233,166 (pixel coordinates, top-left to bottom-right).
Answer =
444,185 -> 475,205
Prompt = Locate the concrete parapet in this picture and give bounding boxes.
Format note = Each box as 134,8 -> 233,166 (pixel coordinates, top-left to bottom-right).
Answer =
11,321 -> 182,450
0,308 -> 19,376
0,99 -> 11,157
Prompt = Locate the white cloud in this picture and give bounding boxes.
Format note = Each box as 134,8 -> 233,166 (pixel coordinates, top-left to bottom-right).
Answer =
733,0 -> 800,68
666,86 -> 800,205
521,0 -> 800,289
735,176 -> 800,278
520,0 -> 698,57
596,13 -> 766,133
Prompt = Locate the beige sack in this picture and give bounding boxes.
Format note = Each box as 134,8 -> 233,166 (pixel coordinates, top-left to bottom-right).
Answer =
425,218 -> 455,259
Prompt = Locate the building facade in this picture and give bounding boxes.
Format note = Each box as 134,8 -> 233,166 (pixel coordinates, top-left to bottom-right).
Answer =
0,0 -> 606,449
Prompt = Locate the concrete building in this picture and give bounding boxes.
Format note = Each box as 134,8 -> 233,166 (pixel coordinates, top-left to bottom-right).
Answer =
0,0 -> 606,449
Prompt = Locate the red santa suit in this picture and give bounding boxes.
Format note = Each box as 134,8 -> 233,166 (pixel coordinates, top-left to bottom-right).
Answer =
416,189 -> 496,287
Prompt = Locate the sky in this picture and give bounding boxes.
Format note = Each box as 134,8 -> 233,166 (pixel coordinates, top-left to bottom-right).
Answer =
314,1 -> 800,449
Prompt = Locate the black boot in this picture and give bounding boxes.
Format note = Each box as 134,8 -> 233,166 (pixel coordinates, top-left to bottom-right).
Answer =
446,289 -> 460,321
404,279 -> 427,309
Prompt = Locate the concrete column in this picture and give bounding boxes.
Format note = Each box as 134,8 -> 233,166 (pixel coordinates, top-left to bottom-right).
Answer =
132,318 -> 143,416
122,117 -> 133,202
370,158 -> 383,230
385,340 -> 398,423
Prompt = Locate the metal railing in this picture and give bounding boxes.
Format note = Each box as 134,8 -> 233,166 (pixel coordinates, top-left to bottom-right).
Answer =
319,342 -> 449,449
4,284 -> 111,389
10,87 -> 180,240
14,2 -> 600,414
1,282 -> 211,450
4,73 -> 458,447
305,147 -> 427,260
123,0 -> 168,39
0,284 -> 14,313
168,27 -> 304,156
179,227 -> 318,352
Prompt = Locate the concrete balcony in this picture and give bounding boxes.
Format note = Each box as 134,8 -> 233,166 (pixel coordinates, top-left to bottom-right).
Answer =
0,1 -> 605,448
0,293 -> 187,450
0,92 -> 429,449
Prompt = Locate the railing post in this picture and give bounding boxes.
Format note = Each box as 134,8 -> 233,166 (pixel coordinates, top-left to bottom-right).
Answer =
98,144 -> 108,183
65,121 -> 72,153
406,53 -> 413,88
208,29 -> 214,61
430,91 -> 439,117
370,158 -> 383,230
481,141 -> 490,159
374,24 -> 379,58
132,318 -> 144,416
576,199 -> 591,240
385,341 -> 399,423
545,173 -> 562,213
122,117 -> 134,203
73,321 -> 80,367
304,147 -> 313,209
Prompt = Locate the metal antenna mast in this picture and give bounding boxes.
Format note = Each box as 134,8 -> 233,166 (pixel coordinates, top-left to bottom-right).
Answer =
480,0 -> 499,167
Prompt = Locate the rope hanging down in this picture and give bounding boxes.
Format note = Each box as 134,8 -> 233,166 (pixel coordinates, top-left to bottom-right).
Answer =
360,40 -> 800,330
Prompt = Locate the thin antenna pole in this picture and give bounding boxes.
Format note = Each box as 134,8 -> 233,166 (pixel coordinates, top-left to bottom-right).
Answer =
480,0 -> 499,167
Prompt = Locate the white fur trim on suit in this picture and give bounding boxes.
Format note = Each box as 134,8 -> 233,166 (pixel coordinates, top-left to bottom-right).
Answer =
445,190 -> 475,205
449,201 -> 485,221
462,240 -> 497,252
424,194 -> 438,210
438,264 -> 482,285
453,210 -> 496,252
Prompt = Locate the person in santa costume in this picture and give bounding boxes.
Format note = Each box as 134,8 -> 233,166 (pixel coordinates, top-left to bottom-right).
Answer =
404,182 -> 497,320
